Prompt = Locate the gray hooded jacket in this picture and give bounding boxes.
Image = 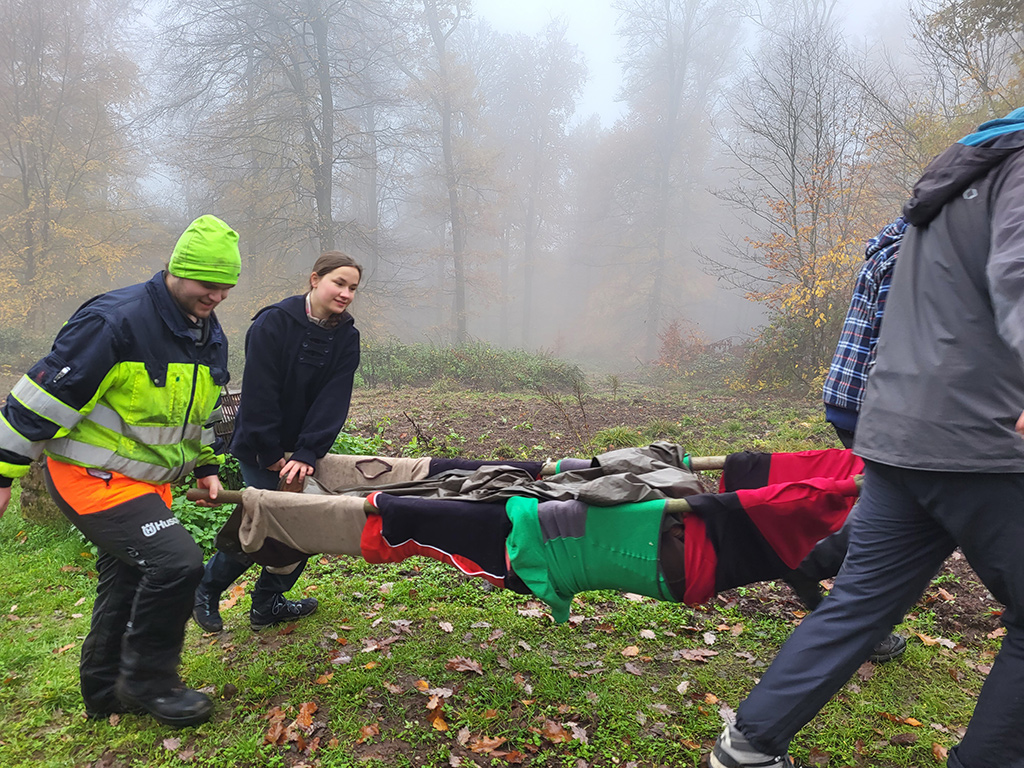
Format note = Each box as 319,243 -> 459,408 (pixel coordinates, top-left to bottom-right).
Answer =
856,131 -> 1024,472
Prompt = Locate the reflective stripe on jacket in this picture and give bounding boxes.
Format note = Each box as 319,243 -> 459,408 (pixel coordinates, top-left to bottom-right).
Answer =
0,272 -> 229,484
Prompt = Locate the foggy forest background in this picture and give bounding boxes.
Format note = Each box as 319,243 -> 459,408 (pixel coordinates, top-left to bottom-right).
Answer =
0,0 -> 1020,390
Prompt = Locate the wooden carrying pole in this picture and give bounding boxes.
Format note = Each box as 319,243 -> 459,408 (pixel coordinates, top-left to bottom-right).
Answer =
687,455 -> 725,471
185,456 -> 731,507
186,488 -> 243,505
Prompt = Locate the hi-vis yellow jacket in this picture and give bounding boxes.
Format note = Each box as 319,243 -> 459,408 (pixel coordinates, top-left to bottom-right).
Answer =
0,273 -> 229,486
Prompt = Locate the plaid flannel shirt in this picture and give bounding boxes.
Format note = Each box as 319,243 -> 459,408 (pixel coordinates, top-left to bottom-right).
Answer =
823,217 -> 907,417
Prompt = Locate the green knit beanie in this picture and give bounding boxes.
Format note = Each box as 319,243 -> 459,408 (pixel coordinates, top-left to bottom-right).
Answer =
168,215 -> 241,285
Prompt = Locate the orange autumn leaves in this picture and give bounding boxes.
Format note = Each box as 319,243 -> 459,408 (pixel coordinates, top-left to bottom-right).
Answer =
346,658 -> 590,763
264,701 -> 322,755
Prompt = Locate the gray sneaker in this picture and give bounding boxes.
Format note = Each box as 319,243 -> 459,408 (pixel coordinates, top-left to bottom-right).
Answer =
710,725 -> 799,768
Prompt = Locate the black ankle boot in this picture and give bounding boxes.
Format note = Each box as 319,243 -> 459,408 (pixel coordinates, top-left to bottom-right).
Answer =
192,583 -> 223,632
250,593 -> 318,631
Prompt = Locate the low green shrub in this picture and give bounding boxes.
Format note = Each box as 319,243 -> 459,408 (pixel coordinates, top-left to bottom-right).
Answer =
359,339 -> 583,392
170,455 -> 243,555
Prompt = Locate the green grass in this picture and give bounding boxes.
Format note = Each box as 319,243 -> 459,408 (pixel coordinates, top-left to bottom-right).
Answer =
0,381 -> 988,767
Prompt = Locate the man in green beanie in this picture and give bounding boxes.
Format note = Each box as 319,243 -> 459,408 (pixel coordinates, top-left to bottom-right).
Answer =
0,214 -> 240,728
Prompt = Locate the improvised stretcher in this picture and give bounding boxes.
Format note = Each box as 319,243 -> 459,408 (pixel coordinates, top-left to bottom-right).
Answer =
188,444 -> 863,623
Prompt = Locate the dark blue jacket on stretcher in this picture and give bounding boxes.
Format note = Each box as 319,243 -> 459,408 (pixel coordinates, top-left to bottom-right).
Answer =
229,295 -> 360,470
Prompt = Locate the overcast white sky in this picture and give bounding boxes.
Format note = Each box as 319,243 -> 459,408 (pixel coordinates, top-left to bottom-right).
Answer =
471,0 -> 903,126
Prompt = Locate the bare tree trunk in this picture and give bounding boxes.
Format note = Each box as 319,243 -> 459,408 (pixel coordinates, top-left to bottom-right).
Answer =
425,0 -> 467,344
310,10 -> 336,252
499,225 -> 510,346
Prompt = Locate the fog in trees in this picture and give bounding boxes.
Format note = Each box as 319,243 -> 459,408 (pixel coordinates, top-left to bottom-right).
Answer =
1,0 -> 1021,384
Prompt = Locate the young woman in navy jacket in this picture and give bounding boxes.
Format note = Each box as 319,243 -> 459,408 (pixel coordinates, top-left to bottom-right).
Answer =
193,251 -> 361,631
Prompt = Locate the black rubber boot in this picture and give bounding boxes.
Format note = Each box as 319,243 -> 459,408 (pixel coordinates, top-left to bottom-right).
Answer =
116,678 -> 212,728
117,645 -> 211,728
81,552 -> 139,719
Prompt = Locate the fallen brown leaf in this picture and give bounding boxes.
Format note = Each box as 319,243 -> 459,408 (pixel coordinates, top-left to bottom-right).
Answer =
536,719 -> 571,744
677,648 -> 718,662
932,743 -> 949,762
470,735 -> 508,754
429,710 -> 448,731
446,656 -> 483,675
265,720 -> 287,745
220,584 -> 246,610
355,722 -> 379,744
296,701 -> 317,730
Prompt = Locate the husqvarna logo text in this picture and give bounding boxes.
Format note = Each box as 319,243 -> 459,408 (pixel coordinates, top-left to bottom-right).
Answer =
141,518 -> 181,537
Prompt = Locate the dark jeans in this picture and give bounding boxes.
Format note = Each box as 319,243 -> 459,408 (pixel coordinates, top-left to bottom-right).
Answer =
832,425 -> 856,449
199,460 -> 308,603
735,461 -> 1024,768
45,468 -> 204,708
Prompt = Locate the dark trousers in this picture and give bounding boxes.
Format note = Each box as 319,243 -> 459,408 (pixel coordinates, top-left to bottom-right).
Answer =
783,506 -> 855,609
45,469 -> 204,709
199,460 -> 307,603
832,425 -> 856,449
735,461 -> 1024,768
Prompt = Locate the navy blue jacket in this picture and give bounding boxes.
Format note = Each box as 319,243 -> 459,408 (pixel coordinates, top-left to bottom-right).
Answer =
0,272 -> 229,485
229,295 -> 360,470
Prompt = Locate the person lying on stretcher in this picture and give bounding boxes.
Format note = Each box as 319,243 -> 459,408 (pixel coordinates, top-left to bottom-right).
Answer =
193,444 -> 905,662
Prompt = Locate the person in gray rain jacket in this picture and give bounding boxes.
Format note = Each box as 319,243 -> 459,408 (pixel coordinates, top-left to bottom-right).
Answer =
709,108 -> 1024,768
